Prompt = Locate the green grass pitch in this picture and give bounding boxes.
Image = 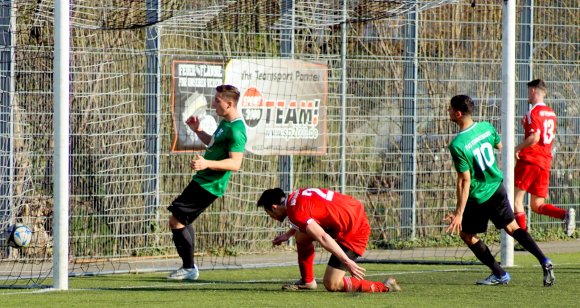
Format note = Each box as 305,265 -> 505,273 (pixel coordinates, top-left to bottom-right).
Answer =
1,253 -> 579,307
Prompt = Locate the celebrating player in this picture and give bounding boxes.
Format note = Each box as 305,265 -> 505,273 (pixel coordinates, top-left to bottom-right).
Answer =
445,94 -> 555,286
257,187 -> 401,293
167,85 -> 247,281
513,79 -> 575,236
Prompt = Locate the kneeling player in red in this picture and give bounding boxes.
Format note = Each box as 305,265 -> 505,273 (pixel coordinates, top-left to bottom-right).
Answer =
257,187 -> 401,293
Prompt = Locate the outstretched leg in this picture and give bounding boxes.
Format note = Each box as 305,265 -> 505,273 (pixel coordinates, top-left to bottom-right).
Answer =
460,232 -> 509,285
505,220 -> 555,286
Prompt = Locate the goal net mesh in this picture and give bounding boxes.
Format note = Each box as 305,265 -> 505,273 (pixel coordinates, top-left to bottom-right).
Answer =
0,0 -> 578,287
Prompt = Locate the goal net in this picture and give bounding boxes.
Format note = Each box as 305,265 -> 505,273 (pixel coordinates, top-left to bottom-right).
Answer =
0,0 -> 578,288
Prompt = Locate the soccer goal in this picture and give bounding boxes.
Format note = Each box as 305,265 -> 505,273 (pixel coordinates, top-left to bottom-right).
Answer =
1,0 -> 578,289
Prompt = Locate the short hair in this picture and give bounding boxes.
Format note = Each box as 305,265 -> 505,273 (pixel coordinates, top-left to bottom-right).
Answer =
257,188 -> 286,211
527,79 -> 546,93
450,95 -> 474,115
216,84 -> 241,105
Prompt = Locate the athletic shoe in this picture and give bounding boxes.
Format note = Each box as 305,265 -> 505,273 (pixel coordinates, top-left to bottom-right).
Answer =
384,276 -> 402,292
167,265 -> 199,281
476,272 -> 510,285
282,279 -> 317,291
542,260 -> 555,287
565,208 -> 575,237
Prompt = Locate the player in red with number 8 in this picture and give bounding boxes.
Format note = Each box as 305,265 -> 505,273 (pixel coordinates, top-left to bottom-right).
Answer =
257,187 -> 401,293
513,79 -> 575,237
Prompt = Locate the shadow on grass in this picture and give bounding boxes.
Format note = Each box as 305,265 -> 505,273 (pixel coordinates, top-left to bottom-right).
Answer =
74,278 -> 307,292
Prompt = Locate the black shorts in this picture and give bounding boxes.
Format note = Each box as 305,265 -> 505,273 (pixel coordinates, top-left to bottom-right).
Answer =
167,179 -> 218,225
461,184 -> 515,234
327,243 -> 359,270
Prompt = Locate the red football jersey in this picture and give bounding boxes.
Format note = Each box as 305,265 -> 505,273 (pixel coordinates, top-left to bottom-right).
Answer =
518,103 -> 557,170
286,188 -> 371,256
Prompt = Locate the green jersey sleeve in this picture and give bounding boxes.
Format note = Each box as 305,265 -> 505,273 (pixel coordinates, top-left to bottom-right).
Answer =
449,143 -> 469,173
229,121 -> 247,153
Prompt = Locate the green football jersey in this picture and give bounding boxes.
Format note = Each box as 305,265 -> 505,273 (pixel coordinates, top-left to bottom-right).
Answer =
193,118 -> 247,197
448,122 -> 503,203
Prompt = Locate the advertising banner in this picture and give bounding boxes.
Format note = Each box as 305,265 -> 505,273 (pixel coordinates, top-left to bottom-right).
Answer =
225,59 -> 327,155
171,60 -> 224,152
171,58 -> 327,155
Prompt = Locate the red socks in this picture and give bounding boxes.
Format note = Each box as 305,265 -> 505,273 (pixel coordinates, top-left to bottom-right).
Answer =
297,242 -> 315,283
514,212 -> 527,231
343,277 -> 388,292
538,204 -> 566,220
516,204 -> 566,231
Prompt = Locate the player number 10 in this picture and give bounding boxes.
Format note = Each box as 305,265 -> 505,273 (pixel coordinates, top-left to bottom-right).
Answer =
472,142 -> 495,171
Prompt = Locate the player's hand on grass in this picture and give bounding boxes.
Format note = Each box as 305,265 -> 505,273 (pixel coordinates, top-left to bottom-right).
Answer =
445,211 -> 462,236
191,154 -> 208,171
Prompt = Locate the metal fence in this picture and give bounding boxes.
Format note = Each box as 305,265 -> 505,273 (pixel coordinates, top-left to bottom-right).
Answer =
0,0 -> 577,284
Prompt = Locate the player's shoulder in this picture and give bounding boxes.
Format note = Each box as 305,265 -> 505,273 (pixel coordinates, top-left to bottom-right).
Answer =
476,121 -> 499,135
531,104 -> 556,117
225,118 -> 247,139
448,135 -> 463,152
229,118 -> 247,128
287,189 -> 301,207
477,121 -> 494,128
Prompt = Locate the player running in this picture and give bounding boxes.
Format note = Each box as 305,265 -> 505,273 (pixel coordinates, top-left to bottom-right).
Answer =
445,94 -> 555,286
257,187 -> 401,293
513,79 -> 575,236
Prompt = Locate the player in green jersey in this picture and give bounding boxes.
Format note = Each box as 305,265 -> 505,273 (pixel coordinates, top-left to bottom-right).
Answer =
445,94 -> 555,287
167,85 -> 247,281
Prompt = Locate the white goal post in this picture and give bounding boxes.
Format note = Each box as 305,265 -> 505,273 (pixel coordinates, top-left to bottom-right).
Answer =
500,0 -> 515,268
53,0 -> 70,291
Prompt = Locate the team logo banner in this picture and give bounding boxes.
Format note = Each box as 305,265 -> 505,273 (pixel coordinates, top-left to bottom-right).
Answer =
171,60 -> 224,152
225,59 -> 327,155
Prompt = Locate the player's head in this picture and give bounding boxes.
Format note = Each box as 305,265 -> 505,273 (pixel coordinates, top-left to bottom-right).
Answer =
448,95 -> 474,123
215,84 -> 240,105
527,79 -> 546,103
257,188 -> 287,222
213,85 -> 241,117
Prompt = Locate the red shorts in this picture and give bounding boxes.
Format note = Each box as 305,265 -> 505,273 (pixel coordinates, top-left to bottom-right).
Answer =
514,160 -> 550,198
337,221 -> 371,257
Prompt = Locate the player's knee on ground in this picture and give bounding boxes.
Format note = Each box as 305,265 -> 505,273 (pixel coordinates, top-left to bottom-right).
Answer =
323,277 -> 343,292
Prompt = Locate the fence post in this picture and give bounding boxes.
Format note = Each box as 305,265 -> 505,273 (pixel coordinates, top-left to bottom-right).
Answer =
402,5 -> 418,240
145,0 -> 161,244
517,0 -> 534,229
279,0 -> 294,193
0,0 -> 14,232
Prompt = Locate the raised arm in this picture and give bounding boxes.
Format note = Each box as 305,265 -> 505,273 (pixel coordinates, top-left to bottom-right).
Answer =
186,116 -> 213,145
